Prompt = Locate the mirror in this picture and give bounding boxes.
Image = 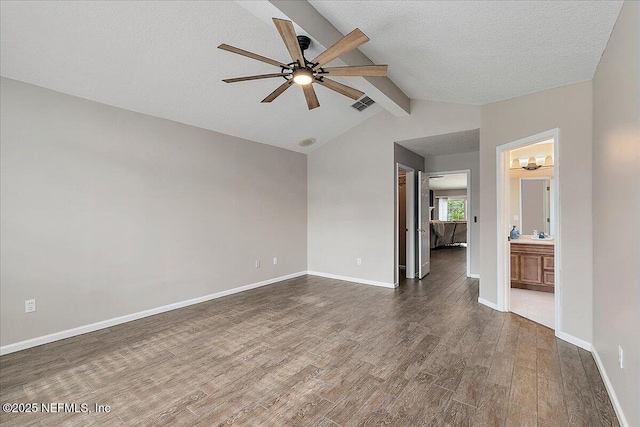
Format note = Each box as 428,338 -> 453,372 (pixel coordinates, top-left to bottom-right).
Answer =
509,177 -> 553,236
520,179 -> 551,235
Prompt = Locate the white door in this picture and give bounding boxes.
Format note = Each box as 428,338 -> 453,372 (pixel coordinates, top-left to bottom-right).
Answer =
418,171 -> 430,278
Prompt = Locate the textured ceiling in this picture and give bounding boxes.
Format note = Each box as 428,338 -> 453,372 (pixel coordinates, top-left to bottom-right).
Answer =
430,174 -> 467,191
0,1 -> 623,154
309,1 -> 623,104
398,129 -> 479,158
0,1 -> 382,153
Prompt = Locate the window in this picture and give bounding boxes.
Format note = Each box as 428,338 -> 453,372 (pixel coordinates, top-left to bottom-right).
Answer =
437,196 -> 467,221
447,199 -> 466,221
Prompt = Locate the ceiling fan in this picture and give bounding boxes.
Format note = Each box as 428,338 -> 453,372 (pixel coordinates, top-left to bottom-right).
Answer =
218,18 -> 387,110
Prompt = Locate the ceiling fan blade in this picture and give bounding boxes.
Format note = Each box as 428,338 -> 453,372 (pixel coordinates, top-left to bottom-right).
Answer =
302,84 -> 320,110
223,73 -> 288,83
315,78 -> 364,101
272,18 -> 306,67
218,44 -> 292,69
261,80 -> 294,103
312,29 -> 369,68
322,65 -> 388,77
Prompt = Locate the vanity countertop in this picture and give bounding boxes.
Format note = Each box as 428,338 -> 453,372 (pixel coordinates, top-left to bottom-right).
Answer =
510,235 -> 554,246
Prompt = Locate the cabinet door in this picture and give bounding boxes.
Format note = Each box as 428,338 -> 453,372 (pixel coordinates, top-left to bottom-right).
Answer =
543,271 -> 555,286
520,255 -> 543,284
510,254 -> 520,282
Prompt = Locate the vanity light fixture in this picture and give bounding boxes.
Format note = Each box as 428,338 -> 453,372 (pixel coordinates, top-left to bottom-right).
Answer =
523,156 -> 542,170
510,156 -> 554,171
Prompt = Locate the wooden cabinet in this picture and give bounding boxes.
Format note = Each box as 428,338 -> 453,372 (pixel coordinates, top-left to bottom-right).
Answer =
510,243 -> 555,293
510,253 -> 520,282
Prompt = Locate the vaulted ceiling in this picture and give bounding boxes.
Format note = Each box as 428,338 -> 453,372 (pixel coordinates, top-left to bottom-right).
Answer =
309,1 -> 623,105
1,1 -> 622,153
0,1 -> 383,153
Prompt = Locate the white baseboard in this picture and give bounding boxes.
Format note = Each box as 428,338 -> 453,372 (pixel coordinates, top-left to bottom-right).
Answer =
478,297 -> 500,310
307,271 -> 397,289
555,330 -> 592,351
0,271 -> 307,356
468,273 -> 480,279
592,347 -> 629,427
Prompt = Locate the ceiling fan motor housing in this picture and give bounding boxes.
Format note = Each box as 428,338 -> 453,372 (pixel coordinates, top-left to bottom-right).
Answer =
297,35 -> 311,52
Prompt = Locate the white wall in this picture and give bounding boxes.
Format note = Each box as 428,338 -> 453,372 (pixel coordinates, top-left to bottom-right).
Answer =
592,2 -> 640,426
424,151 -> 479,276
308,100 -> 480,285
0,78 -> 307,347
479,81 -> 593,344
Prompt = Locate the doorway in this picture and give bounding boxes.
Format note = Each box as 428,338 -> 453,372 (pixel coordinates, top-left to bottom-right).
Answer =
396,163 -> 415,280
496,129 -> 560,331
427,170 -> 472,278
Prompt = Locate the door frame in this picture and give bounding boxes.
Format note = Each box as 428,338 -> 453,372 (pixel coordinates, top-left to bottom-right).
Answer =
496,128 -> 560,333
427,169 -> 472,278
396,163 -> 415,282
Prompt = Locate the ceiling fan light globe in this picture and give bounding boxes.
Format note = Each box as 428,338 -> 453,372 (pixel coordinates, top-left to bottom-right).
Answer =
292,69 -> 313,85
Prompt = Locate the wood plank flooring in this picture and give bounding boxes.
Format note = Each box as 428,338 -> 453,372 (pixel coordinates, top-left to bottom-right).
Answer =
0,247 -> 619,426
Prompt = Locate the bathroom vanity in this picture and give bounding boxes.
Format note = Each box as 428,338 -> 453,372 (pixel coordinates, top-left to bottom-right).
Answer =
510,236 -> 555,293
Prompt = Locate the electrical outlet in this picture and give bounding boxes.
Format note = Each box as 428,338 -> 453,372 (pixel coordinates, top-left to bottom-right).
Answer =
273,257 -> 278,265
255,260 -> 260,268
618,346 -> 624,369
356,257 -> 362,266
25,299 -> 36,313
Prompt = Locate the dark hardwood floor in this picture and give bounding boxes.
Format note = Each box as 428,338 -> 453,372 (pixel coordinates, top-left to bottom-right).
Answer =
0,247 -> 619,426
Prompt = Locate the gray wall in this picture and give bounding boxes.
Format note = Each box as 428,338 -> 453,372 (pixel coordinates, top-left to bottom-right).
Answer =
425,151 -> 480,276
592,2 -> 639,426
480,81 -> 593,344
394,143 -> 425,172
308,100 -> 480,286
0,78 -> 307,347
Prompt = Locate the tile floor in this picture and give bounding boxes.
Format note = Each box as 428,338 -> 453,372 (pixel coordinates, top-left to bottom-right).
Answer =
510,288 -> 555,329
